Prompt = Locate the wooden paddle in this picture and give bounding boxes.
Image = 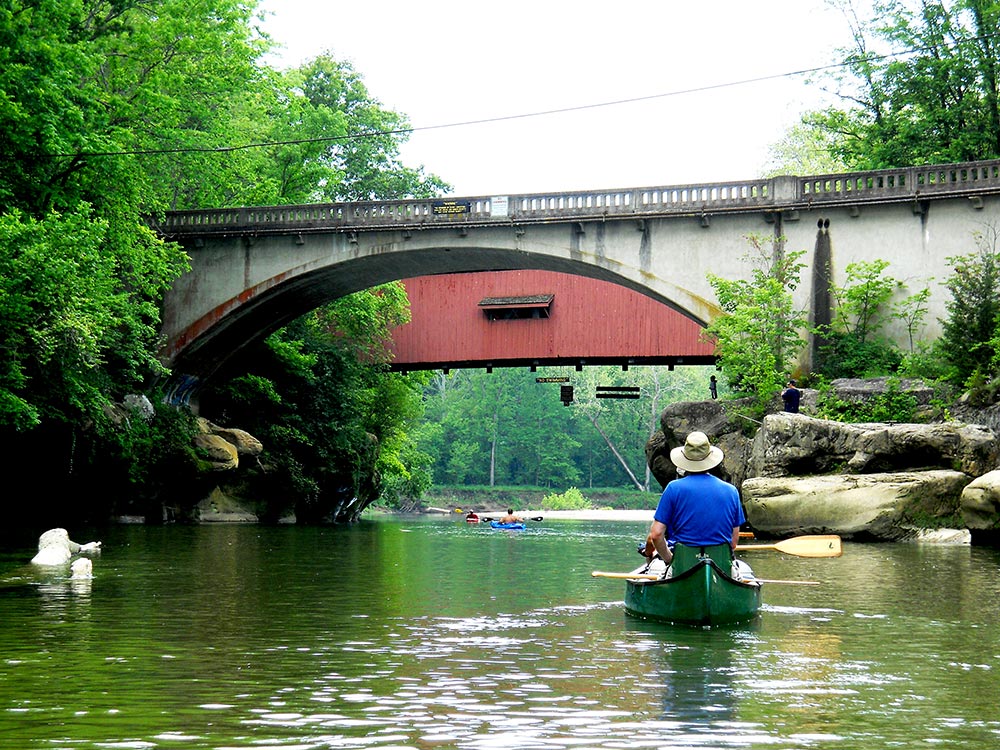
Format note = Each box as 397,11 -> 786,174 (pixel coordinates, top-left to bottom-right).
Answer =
590,571 -> 820,585
736,534 -> 842,558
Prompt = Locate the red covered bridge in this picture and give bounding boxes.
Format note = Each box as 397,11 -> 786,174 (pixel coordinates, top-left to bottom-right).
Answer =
388,270 -> 716,372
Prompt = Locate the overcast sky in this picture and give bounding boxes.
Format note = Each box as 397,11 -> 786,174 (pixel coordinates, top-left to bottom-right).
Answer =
258,0 -> 859,197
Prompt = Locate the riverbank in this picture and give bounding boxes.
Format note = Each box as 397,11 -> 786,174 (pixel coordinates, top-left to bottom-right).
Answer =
424,507 -> 653,522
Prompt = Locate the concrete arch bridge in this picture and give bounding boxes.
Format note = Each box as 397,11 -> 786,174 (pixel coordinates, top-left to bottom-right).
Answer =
154,159 -> 1000,400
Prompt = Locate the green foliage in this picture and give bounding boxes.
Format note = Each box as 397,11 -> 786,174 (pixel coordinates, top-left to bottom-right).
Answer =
897,340 -> 955,383
813,378 -> 918,423
414,365 -> 717,493
894,288 -> 932,353
763,121 -> 848,176
541,487 -> 591,510
200,284 -> 428,521
832,260 -> 900,343
792,0 -> 1000,170
0,0 -> 450,514
0,207 -> 185,431
814,259 -> 907,379
941,227 -> 1000,387
815,331 -> 903,379
704,234 -> 808,415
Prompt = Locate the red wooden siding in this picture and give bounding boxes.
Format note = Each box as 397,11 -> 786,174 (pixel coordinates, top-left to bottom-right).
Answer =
388,270 -> 715,370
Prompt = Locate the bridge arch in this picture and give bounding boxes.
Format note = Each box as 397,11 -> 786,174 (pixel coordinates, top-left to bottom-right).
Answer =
163,235 -> 720,387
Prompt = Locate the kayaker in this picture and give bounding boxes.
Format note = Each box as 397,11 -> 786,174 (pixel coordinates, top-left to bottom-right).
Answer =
499,508 -> 523,524
642,431 -> 745,565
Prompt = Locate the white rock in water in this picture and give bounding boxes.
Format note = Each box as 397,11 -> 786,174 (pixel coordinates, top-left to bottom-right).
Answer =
70,558 -> 93,579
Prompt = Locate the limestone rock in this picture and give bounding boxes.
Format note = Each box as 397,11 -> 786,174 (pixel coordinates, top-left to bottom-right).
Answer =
196,488 -> 258,522
959,470 -> 1000,532
70,558 -> 93,578
648,398 -> 755,488
193,433 -> 239,471
749,413 -> 999,478
742,470 -> 971,540
30,528 -> 102,566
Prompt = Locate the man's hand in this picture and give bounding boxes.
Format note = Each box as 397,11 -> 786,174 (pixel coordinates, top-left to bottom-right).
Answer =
641,536 -> 656,559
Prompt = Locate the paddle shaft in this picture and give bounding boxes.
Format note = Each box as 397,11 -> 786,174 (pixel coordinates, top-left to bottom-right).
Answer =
590,571 -> 819,585
482,516 -> 543,522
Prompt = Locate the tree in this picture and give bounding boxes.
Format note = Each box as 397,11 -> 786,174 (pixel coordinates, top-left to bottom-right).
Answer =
814,259 -> 906,378
200,283 -> 429,521
0,1 -> 451,516
940,225 -> 1000,385
0,0 -> 266,507
763,122 -> 849,176
704,234 -> 809,413
776,0 -> 1000,170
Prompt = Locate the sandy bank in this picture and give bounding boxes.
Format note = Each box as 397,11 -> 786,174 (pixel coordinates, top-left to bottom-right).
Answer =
522,509 -> 652,521
424,507 -> 653,522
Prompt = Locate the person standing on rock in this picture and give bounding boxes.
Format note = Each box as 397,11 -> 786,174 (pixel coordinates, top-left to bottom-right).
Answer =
781,379 -> 801,413
709,375 -> 718,399
642,431 -> 744,565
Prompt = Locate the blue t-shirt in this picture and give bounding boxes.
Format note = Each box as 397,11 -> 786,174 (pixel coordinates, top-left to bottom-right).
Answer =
653,473 -> 745,547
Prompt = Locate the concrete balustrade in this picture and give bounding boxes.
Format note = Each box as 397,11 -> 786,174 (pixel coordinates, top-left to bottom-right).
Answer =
152,158 -> 1000,238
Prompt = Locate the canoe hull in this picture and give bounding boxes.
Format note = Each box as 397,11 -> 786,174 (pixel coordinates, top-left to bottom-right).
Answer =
624,559 -> 761,627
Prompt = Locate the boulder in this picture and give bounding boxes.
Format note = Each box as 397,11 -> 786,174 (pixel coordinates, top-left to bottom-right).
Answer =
959,470 -> 1000,533
192,432 -> 239,471
748,413 -> 999,478
742,470 -> 972,540
195,488 -> 258,522
30,528 -> 102,566
70,557 -> 93,579
648,398 -> 755,488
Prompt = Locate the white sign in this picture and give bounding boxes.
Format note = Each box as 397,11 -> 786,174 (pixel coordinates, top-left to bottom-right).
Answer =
491,196 -> 509,218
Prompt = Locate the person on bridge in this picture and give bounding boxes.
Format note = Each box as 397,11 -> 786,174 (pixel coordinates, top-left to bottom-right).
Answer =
642,431 -> 744,567
499,508 -> 523,524
781,379 -> 801,413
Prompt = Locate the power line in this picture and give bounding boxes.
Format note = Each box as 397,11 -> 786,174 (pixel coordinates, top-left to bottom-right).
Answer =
35,46 -> 930,159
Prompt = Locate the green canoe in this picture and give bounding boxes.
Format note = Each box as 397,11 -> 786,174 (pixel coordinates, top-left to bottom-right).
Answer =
624,543 -> 761,627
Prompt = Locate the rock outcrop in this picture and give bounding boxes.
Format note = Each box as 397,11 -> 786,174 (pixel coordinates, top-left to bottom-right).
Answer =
959,470 -> 1000,540
194,417 -> 262,472
742,470 -> 971,540
645,380 -> 1000,542
30,528 -> 102,566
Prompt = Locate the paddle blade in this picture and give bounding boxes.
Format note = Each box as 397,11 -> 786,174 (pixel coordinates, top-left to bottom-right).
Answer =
738,535 -> 842,558
591,570 -> 659,580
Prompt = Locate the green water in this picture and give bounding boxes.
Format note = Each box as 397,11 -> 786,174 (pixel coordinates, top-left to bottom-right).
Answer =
1,517 -> 999,749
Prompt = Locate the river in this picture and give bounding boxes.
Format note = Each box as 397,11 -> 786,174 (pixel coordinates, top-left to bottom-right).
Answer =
1,516 -> 999,749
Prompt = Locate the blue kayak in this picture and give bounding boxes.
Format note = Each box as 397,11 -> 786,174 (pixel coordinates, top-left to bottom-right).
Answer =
490,520 -> 526,530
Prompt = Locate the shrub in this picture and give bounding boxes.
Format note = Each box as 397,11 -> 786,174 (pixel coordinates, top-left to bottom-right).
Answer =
542,487 -> 591,510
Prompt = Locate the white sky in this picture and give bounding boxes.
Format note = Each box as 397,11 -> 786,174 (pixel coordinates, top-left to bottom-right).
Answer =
257,0 -> 858,197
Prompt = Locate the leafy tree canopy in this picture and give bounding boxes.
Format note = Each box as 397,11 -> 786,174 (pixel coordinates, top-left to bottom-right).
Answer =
769,0 -> 1000,172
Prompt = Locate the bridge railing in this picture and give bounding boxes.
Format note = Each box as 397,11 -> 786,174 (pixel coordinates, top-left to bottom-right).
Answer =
152,158 -> 1000,237
800,160 -> 1000,203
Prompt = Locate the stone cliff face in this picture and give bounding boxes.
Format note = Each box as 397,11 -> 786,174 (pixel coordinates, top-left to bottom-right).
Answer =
645,381 -> 1000,544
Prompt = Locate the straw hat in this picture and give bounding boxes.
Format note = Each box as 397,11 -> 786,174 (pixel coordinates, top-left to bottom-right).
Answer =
669,431 -> 724,473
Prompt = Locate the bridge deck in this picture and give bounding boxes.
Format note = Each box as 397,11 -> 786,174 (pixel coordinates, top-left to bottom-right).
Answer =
154,159 -> 1000,236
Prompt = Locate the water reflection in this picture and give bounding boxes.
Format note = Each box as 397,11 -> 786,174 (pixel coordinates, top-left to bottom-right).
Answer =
3,520 -> 1000,749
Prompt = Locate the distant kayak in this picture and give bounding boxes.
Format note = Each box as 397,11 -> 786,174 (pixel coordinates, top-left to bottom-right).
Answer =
489,520 -> 526,530
465,513 -> 480,523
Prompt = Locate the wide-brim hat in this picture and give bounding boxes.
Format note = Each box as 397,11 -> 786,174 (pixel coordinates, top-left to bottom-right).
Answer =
670,431 -> 724,473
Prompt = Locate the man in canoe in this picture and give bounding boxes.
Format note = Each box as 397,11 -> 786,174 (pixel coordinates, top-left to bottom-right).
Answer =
642,431 -> 745,566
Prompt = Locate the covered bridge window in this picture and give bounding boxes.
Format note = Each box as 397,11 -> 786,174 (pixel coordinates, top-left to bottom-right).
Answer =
479,294 -> 554,320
